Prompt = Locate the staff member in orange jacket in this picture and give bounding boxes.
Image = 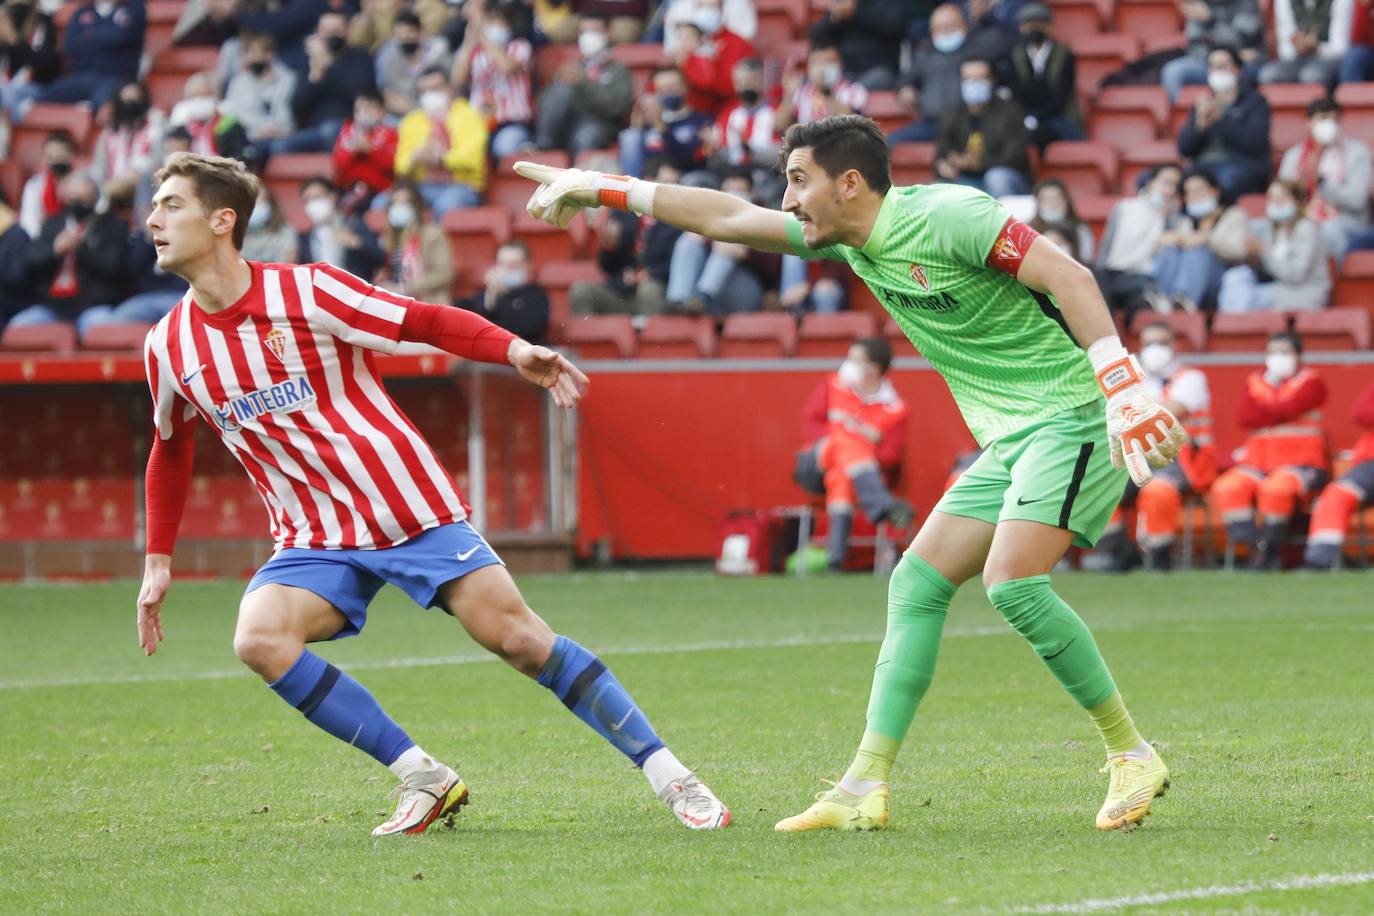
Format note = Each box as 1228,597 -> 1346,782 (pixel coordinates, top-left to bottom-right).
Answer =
797,337 -> 913,571
1303,378 -> 1374,569
1212,331 -> 1329,570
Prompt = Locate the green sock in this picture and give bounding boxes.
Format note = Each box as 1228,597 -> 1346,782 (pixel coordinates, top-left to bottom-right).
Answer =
1087,691 -> 1145,756
985,574 -> 1118,709
842,553 -> 956,787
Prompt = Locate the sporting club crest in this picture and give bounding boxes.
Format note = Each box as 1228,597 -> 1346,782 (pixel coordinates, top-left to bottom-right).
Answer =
262,327 -> 288,363
909,263 -> 930,291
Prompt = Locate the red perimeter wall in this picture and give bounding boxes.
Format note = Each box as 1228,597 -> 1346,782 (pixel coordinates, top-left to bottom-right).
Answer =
575,361 -> 1374,559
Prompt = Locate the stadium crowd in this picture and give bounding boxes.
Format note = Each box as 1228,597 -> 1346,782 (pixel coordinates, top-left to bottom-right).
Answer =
0,0 -> 1370,569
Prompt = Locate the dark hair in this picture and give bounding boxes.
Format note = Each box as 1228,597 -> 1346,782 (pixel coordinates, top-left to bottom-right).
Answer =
1269,330 -> 1303,354
809,37 -> 840,55
722,166 -> 753,187
855,337 -> 892,374
1182,167 -> 1219,191
242,29 -> 274,51
652,65 -> 681,80
735,57 -> 764,72
1271,177 -> 1308,207
45,129 -> 77,151
356,88 -> 384,107
1037,220 -> 1080,261
1208,44 -> 1243,70
777,115 -> 892,195
394,11 -> 421,30
1308,96 -> 1340,118
153,151 -> 262,250
1032,177 -> 1080,221
300,176 -> 336,195
959,54 -> 995,72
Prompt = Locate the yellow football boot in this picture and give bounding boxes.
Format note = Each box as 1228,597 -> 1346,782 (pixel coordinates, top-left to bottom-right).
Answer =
774,782 -> 889,832
1095,748 -> 1169,830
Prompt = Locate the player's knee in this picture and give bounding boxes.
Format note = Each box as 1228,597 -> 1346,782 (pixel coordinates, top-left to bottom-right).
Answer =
498,615 -> 554,675
233,626 -> 297,680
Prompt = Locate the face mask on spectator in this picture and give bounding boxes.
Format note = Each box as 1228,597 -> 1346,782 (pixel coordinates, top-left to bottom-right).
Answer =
1148,188 -> 1168,209
578,30 -> 607,58
821,63 -> 841,88
837,358 -> 865,390
1267,201 -> 1296,223
65,201 -> 94,221
114,97 -> 148,124
48,160 -> 72,177
249,203 -> 271,229
1265,352 -> 1297,381
1025,28 -> 1048,45
248,60 -> 269,77
420,90 -> 449,117
1139,343 -> 1174,377
932,30 -> 965,54
739,88 -> 760,105
1037,203 -> 1066,222
1186,196 -> 1218,219
177,96 -> 217,123
325,35 -> 347,54
690,7 -> 722,34
1207,69 -> 1236,94
501,268 -> 528,287
354,110 -> 378,129
388,201 -> 416,230
659,93 -> 684,111
961,79 -> 991,107
398,40 -> 421,57
485,24 -> 511,45
305,197 -> 335,226
1311,119 -> 1339,146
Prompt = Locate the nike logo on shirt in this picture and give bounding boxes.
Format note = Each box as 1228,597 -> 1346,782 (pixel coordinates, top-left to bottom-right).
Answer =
181,364 -> 205,385
455,546 -> 481,562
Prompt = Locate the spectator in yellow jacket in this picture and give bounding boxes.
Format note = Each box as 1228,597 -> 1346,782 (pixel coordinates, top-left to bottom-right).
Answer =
390,67 -> 488,217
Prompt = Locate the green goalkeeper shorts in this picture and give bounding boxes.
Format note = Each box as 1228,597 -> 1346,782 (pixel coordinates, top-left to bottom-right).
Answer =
934,398 -> 1128,548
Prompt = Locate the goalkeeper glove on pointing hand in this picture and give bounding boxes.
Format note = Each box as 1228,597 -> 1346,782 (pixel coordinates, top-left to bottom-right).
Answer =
1088,337 -> 1189,486
513,161 -> 658,228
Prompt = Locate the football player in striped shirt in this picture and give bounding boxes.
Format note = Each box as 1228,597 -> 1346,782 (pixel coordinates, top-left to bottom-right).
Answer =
136,152 -> 729,835
516,115 -> 1187,833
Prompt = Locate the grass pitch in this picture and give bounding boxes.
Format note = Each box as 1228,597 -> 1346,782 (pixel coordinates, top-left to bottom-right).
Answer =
2,571 -> 1372,914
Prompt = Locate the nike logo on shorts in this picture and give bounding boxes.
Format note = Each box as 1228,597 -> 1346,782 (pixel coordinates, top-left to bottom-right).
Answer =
1016,496 -> 1050,506
455,546 -> 481,562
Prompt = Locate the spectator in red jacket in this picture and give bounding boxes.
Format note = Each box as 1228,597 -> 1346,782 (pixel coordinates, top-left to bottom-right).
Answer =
332,90 -> 399,213
674,0 -> 754,117
796,337 -> 913,571
1341,0 -> 1374,82
1304,379 -> 1374,568
1212,331 -> 1329,570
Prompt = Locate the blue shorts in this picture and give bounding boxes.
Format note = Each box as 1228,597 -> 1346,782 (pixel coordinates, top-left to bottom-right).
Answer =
245,522 -> 503,639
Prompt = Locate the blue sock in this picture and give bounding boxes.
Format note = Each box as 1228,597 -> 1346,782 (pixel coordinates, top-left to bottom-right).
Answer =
537,635 -> 665,766
270,650 -> 415,767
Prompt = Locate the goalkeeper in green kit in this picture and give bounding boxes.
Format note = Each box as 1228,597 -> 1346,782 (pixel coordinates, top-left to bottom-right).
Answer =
514,115 -> 1187,833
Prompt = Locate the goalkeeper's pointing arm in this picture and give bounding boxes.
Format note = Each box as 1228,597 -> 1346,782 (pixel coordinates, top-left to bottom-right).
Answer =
514,161 -> 796,254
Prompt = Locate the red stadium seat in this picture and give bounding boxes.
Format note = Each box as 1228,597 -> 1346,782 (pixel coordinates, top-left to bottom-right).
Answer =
867,91 -> 907,136
756,0 -> 810,34
147,47 -> 220,110
1041,141 -> 1119,196
1114,0 -> 1183,43
889,142 -> 935,186
80,323 -> 154,351
1209,312 -> 1288,352
0,322 -> 77,353
10,104 -> 94,174
610,44 -> 670,95
1259,83 -> 1329,153
1069,34 -> 1141,93
1088,86 -> 1169,149
1170,85 -> 1207,135
796,312 -> 879,357
512,209 -> 586,264
1142,32 -> 1188,55
489,151 -> 571,214
881,315 -> 919,358
1126,310 -> 1207,352
1048,0 -> 1107,42
145,0 -> 183,56
637,315 -> 716,359
718,313 -> 798,358
535,43 -> 581,89
1333,250 -> 1374,314
535,259 -> 603,331
1292,307 -> 1371,351
1234,193 -> 1267,218
560,314 -> 637,358
1117,140 -> 1181,194
442,207 -> 513,295
263,153 -> 332,230
1073,193 -> 1116,243
1333,82 -> 1374,149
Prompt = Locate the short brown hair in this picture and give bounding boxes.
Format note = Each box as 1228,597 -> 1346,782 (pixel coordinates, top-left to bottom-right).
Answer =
154,151 -> 261,250
778,115 -> 892,195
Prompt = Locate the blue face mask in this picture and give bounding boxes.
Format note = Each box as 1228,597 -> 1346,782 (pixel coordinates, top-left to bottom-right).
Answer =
1186,197 -> 1218,220
961,79 -> 992,107
932,30 -> 966,54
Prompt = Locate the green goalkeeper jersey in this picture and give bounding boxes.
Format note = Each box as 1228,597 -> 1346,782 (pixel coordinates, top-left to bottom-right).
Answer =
786,183 -> 1100,447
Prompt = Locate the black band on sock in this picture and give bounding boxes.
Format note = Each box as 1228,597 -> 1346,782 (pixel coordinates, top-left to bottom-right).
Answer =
295,664 -> 341,717
560,659 -> 606,710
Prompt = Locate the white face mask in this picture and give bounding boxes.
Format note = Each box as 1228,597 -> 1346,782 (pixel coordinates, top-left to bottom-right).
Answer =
420,90 -> 449,117
484,24 -> 511,45
177,96 -> 217,123
1139,343 -> 1174,377
304,197 -> 335,226
1265,351 -> 1298,381
1311,118 -> 1340,146
578,30 -> 607,58
1037,204 -> 1066,223
1186,197 -> 1218,219
837,358 -> 866,390
932,30 -> 965,54
388,201 -> 416,229
501,268 -> 528,287
249,203 -> 271,229
1207,69 -> 1237,95
1267,202 -> 1297,223
821,63 -> 842,88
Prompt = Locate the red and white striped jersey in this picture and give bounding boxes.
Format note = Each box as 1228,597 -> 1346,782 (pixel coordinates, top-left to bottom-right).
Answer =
143,261 -> 466,551
469,39 -> 534,126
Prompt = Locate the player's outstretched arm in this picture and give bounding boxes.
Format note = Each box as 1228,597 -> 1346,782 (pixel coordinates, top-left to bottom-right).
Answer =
1015,236 -> 1187,486
138,554 -> 171,656
514,161 -> 795,254
508,339 -> 590,409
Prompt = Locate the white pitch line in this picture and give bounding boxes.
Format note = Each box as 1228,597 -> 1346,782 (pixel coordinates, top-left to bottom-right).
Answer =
1013,871 -> 1374,913
0,625 -> 1021,691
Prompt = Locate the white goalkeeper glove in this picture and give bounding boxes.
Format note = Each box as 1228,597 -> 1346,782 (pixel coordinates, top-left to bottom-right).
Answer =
1088,337 -> 1189,486
513,161 -> 657,229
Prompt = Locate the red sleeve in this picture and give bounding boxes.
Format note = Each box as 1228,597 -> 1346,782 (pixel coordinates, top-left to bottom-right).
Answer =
145,425 -> 195,556
330,125 -> 353,175
1353,382 -> 1374,428
986,217 -> 1040,277
1353,3 -> 1374,45
1238,371 -> 1328,428
802,377 -> 830,444
875,409 -> 907,470
400,300 -> 517,364
371,127 -> 397,179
